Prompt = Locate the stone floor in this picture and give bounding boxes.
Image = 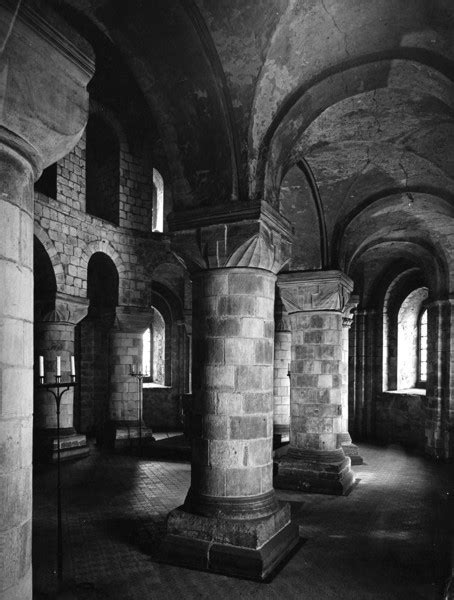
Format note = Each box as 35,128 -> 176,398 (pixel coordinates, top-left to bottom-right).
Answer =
33,439 -> 453,599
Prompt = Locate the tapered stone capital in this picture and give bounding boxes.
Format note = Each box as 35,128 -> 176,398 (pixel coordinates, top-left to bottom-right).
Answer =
169,200 -> 292,275
113,305 -> 154,333
37,293 -> 89,325
0,0 -> 94,176
342,294 -> 360,328
278,270 -> 353,315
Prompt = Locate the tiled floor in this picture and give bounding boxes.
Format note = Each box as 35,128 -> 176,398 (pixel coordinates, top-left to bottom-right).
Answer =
33,441 -> 453,599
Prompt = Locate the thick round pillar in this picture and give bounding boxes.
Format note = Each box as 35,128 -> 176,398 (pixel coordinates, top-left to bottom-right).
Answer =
35,295 -> 89,461
0,1 -> 94,596
164,267 -> 299,580
0,148 -> 34,600
275,271 -> 356,495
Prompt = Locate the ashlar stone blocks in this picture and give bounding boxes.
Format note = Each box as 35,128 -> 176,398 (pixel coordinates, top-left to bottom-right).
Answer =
0,1 -> 94,597
275,271 -> 356,495
163,265 -> 299,580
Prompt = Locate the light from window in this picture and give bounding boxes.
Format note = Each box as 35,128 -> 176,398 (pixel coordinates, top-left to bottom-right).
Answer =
419,309 -> 427,383
152,168 -> 164,233
142,309 -> 166,384
142,328 -> 151,377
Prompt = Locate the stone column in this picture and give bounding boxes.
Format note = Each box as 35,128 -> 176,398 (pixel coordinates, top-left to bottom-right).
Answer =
109,306 -> 156,446
275,271 -> 356,495
337,296 -> 363,465
163,201 -> 298,580
35,294 -> 89,461
425,300 -> 453,460
0,3 -> 93,599
273,295 -> 291,442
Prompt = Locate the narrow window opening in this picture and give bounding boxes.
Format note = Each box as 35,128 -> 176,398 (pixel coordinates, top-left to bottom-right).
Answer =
152,168 -> 164,233
142,308 -> 166,385
418,309 -> 428,385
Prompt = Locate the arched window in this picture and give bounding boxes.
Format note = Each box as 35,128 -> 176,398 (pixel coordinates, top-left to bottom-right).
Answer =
418,308 -> 428,386
86,114 -> 120,225
396,287 -> 428,390
142,308 -> 166,385
152,168 -> 164,233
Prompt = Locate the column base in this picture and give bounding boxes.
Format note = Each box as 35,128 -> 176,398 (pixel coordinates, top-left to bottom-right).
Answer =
161,501 -> 300,580
338,433 -> 364,465
341,443 -> 364,465
35,429 -> 90,463
274,447 -> 355,495
113,423 -> 156,447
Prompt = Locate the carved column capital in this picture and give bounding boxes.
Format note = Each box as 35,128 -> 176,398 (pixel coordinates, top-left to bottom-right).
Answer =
113,305 -> 154,333
342,295 -> 360,328
169,200 -> 292,275
0,0 -> 94,177
38,293 -> 89,325
277,270 -> 353,314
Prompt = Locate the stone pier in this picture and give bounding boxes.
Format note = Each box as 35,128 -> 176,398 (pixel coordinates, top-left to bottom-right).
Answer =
0,2 -> 93,597
275,271 -> 356,495
35,294 -> 89,461
109,306 -> 155,446
338,296 -> 363,465
163,202 -> 299,579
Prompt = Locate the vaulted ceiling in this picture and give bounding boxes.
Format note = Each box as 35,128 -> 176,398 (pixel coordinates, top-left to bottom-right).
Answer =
54,0 -> 454,297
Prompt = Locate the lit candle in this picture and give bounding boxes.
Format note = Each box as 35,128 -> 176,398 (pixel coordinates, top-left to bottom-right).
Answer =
39,356 -> 44,378
56,356 -> 61,377
71,355 -> 75,377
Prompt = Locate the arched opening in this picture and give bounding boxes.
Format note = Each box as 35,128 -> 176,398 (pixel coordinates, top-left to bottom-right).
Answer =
78,253 -> 119,440
33,237 -> 57,320
86,114 -> 120,225
152,168 -> 164,233
142,308 -> 166,385
34,163 -> 57,199
87,252 -> 119,308
397,287 -> 428,390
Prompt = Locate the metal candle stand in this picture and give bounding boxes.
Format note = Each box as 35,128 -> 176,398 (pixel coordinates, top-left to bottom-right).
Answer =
37,373 -> 76,588
129,366 -> 149,454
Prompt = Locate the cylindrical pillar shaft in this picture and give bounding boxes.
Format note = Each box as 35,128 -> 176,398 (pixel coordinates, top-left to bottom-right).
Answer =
164,267 -> 298,579
275,270 -> 356,495
0,147 -> 34,600
188,268 -> 277,514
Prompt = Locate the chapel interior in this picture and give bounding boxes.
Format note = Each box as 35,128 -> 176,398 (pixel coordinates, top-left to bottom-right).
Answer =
1,0 -> 454,598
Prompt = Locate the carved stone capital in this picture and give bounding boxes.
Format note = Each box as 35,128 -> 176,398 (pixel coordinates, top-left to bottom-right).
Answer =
342,294 -> 360,328
38,293 -> 89,325
0,0 -> 94,176
113,305 -> 154,333
170,200 -> 292,275
277,270 -> 353,314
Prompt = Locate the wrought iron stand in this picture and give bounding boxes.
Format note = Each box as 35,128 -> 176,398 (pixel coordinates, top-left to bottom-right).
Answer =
38,374 -> 76,587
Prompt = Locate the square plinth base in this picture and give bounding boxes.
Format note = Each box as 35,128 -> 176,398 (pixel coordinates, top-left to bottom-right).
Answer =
161,505 -> 300,580
274,453 -> 355,496
114,426 -> 155,447
35,433 -> 90,463
342,442 -> 364,465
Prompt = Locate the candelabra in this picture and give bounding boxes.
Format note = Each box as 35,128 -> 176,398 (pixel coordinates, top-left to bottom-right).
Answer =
129,364 -> 149,453
37,367 -> 76,588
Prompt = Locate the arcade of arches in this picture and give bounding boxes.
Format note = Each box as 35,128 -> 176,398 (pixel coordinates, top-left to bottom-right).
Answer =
1,0 -> 454,597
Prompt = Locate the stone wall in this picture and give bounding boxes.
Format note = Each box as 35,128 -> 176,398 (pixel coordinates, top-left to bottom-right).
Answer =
375,391 -> 425,451
34,112 -> 187,437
